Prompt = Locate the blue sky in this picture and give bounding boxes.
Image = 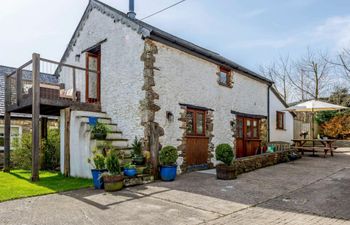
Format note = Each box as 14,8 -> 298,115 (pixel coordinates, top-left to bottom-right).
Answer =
1,0 -> 350,72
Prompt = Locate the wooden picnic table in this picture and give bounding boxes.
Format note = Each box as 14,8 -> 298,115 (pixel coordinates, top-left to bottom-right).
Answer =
292,139 -> 337,158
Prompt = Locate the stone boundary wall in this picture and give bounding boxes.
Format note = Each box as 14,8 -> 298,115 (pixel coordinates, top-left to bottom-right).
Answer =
235,149 -> 300,175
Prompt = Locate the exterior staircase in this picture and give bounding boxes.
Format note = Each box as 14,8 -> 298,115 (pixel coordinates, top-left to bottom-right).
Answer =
78,112 -> 133,165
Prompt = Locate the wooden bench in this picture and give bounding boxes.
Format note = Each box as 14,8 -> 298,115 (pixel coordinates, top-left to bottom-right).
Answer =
293,146 -> 336,158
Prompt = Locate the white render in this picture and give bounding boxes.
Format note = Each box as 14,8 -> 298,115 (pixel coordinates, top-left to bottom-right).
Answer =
153,41 -> 269,150
269,90 -> 294,143
60,8 -> 145,142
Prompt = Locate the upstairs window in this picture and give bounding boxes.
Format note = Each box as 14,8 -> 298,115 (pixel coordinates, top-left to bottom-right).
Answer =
276,111 -> 285,130
217,67 -> 233,88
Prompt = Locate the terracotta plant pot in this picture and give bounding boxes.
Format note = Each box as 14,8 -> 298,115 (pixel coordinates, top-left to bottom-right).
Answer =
216,164 -> 237,180
103,174 -> 124,192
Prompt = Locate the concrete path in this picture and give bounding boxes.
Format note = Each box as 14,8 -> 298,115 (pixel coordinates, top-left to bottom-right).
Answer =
1,149 -> 350,225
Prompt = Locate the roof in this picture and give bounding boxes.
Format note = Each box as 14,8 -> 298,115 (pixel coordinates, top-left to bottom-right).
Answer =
0,65 -> 58,116
60,0 -> 273,85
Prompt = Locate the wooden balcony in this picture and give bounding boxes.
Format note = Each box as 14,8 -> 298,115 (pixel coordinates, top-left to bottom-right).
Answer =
5,55 -> 101,116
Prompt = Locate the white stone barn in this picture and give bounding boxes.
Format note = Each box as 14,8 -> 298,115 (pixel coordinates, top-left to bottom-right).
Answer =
58,0 -> 294,177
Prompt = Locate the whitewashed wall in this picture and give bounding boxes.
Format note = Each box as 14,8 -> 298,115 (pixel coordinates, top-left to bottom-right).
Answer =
269,90 -> 294,143
60,9 -> 145,141
152,41 -> 269,149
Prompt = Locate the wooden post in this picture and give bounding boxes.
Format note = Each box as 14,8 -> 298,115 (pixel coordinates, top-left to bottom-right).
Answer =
72,68 -> 77,101
150,123 -> 163,178
41,117 -> 48,140
31,53 -> 40,182
3,76 -> 11,172
64,108 -> 71,177
16,69 -> 22,106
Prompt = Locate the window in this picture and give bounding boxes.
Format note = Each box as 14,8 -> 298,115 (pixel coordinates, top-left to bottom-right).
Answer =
218,67 -> 232,87
186,109 -> 206,136
0,126 -> 22,150
276,111 -> 285,130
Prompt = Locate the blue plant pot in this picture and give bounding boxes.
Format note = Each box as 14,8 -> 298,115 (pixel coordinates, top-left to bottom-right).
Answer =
124,168 -> 137,177
160,165 -> 177,181
91,169 -> 107,189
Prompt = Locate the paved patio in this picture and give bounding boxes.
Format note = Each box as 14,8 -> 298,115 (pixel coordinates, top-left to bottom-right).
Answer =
1,149 -> 350,225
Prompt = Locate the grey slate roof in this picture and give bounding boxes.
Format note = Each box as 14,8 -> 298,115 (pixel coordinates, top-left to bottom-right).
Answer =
60,0 -> 273,84
0,65 -> 58,116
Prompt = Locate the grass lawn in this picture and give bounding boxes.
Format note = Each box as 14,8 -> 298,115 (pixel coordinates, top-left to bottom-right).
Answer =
0,170 -> 92,202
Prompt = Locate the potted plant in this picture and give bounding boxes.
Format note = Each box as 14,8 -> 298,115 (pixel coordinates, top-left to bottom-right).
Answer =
132,137 -> 144,165
159,146 -> 178,181
91,122 -> 109,140
88,153 -> 107,189
215,144 -> 236,180
102,151 -> 124,192
123,162 -> 137,177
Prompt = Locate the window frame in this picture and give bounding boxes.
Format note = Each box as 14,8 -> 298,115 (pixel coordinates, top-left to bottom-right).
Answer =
0,125 -> 23,150
276,111 -> 285,130
217,67 -> 233,88
186,108 -> 206,137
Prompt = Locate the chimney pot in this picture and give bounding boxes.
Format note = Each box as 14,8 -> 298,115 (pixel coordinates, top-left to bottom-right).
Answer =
127,0 -> 136,19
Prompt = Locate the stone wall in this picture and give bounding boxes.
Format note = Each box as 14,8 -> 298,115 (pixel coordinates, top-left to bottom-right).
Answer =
235,149 -> 300,175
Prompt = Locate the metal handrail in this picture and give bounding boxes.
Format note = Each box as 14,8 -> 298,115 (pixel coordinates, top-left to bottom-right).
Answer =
40,58 -> 99,73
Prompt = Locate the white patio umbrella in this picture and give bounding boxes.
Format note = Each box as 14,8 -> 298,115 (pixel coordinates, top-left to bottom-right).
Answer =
286,100 -> 347,138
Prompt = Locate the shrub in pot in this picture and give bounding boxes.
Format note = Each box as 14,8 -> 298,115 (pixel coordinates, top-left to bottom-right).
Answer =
159,146 -> 178,181
91,122 -> 109,140
215,144 -> 236,180
131,137 -> 144,165
102,151 -> 124,192
88,153 -> 107,189
123,162 -> 137,177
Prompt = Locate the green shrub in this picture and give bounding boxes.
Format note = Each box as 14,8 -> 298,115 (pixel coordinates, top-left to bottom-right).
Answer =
215,144 -> 234,166
92,154 -> 106,170
123,162 -> 136,169
105,151 -> 121,175
159,146 -> 178,166
12,129 -> 60,170
11,133 -> 34,170
91,122 -> 109,139
42,128 -> 60,170
131,136 -> 142,156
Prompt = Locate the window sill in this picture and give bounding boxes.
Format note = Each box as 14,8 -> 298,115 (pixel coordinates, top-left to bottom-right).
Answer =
276,128 -> 286,131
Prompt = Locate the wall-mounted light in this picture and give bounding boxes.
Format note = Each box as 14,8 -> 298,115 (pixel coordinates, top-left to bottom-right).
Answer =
75,54 -> 81,62
166,111 -> 174,122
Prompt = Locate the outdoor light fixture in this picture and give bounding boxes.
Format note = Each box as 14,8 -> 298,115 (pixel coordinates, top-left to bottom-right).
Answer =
166,111 -> 174,122
75,54 -> 81,62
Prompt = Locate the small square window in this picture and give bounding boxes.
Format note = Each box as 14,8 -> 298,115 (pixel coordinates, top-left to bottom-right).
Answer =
217,67 -> 232,87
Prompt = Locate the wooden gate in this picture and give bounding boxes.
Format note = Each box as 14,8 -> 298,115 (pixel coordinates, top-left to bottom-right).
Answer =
185,108 -> 209,166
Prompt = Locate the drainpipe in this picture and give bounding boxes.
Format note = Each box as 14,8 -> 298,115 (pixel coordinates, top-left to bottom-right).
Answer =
127,0 -> 136,19
267,84 -> 271,143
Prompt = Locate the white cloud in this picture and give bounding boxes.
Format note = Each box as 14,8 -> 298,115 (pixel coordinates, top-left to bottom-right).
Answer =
313,16 -> 350,50
242,8 -> 266,19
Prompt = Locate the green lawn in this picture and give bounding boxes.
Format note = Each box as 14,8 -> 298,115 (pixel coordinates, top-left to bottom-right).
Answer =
0,170 -> 92,202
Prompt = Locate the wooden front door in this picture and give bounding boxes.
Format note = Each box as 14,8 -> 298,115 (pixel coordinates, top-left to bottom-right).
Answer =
236,116 -> 261,158
185,108 -> 209,166
85,52 -> 101,103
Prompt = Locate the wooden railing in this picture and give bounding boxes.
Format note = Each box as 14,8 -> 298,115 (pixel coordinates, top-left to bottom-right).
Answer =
5,53 -> 100,109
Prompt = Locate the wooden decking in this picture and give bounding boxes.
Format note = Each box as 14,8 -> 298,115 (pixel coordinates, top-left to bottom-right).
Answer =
7,94 -> 101,116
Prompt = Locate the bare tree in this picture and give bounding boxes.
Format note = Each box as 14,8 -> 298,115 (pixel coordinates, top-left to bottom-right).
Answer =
260,56 -> 293,102
288,49 -> 332,100
333,48 -> 350,82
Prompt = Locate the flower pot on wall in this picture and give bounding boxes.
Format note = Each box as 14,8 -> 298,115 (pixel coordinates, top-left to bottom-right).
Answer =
103,174 -> 124,192
132,156 -> 145,165
91,169 -> 108,189
216,164 -> 237,180
160,165 -> 177,181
